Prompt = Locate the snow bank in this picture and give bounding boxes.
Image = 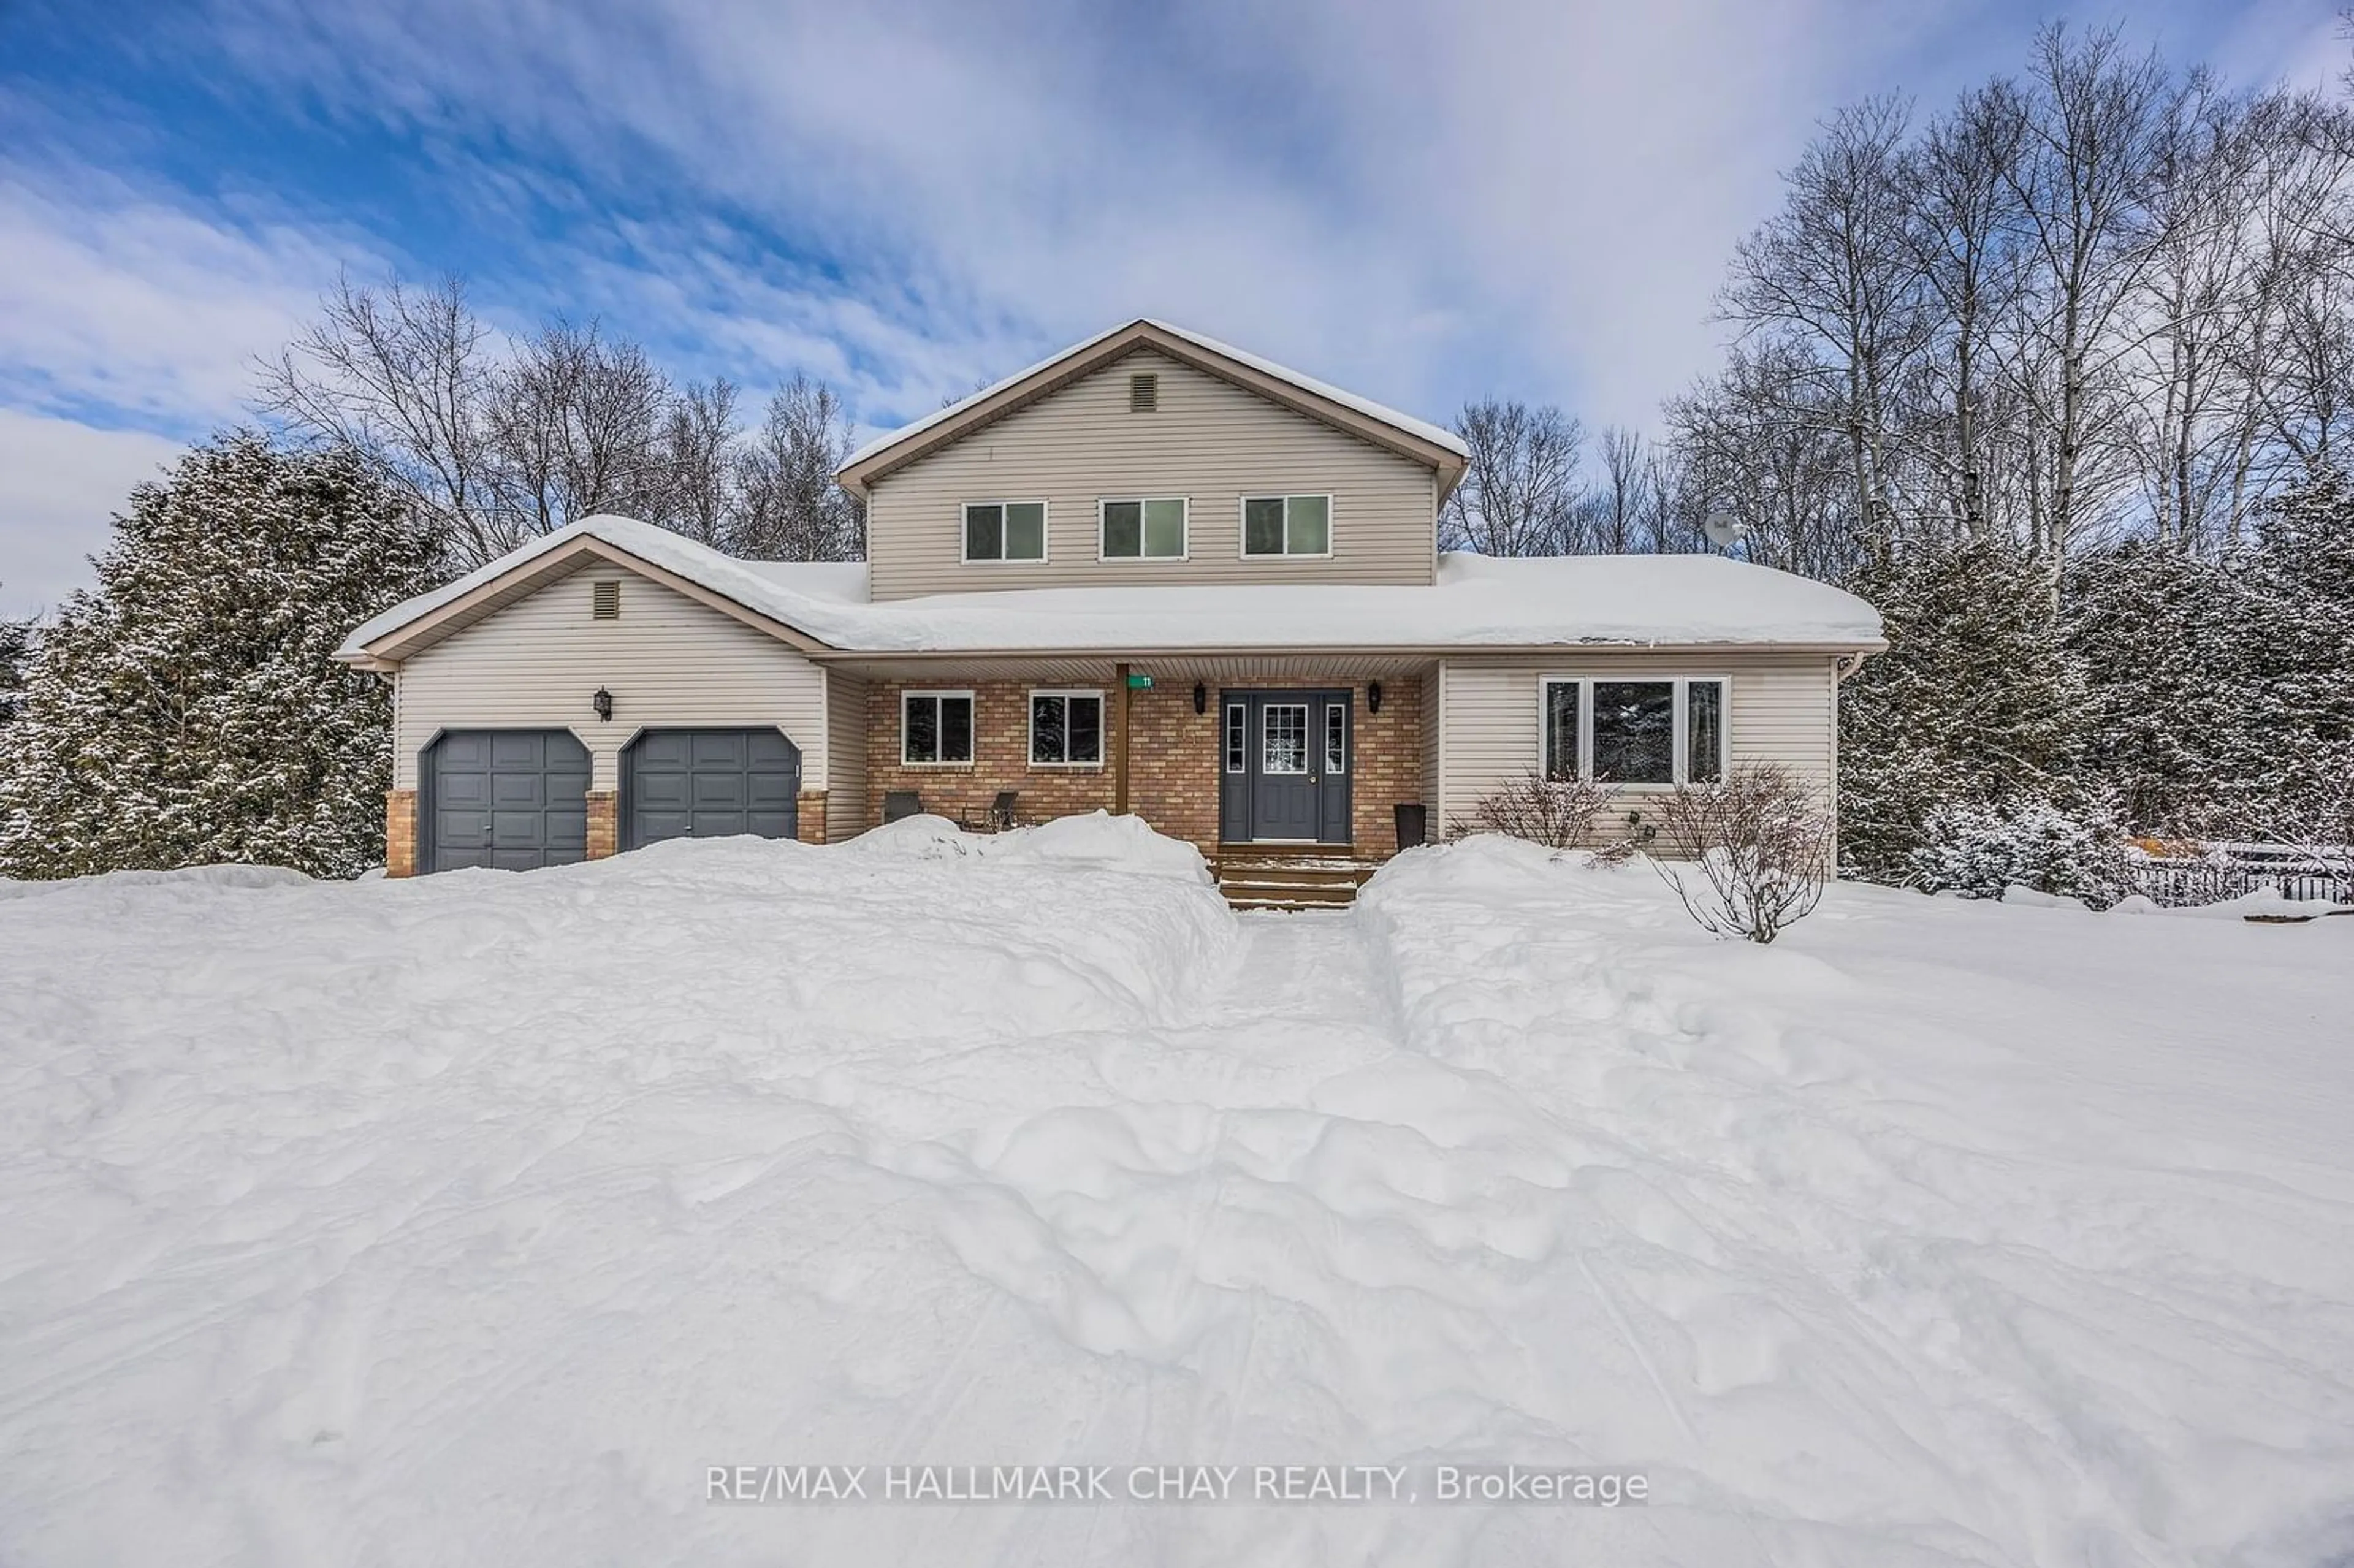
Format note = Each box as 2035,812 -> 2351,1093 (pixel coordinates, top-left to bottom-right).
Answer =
1355,840 -> 2354,1565
0,861 -> 314,901
841,809 -> 1213,883
5,831 -> 2348,1565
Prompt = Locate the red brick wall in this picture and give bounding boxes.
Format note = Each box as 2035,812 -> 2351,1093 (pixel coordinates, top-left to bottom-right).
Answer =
796,791 -> 828,845
864,676 -> 1425,859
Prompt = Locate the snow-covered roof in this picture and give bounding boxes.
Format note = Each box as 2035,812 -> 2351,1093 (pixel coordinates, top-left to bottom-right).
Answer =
340,515 -> 1884,661
840,318 -> 1469,480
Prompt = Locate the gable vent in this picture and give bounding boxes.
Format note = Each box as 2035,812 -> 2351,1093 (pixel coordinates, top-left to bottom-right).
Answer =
1129,371 -> 1158,412
592,580 -> 620,620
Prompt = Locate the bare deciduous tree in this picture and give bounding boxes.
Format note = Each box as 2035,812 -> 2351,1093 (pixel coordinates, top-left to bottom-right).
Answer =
1441,400 -> 1585,555
732,375 -> 866,561
263,274 -> 869,568
261,274 -> 506,567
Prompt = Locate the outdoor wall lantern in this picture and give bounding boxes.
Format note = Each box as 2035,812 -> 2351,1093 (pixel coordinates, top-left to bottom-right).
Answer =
592,687 -> 614,721
1368,680 -> 1383,714
1193,682 -> 1207,715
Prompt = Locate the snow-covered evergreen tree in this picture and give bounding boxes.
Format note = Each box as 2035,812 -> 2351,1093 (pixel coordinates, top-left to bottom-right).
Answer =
0,609 -> 30,727
2239,468 -> 2354,843
1839,536 -> 2093,881
0,433 -> 440,879
2064,542 -> 2257,837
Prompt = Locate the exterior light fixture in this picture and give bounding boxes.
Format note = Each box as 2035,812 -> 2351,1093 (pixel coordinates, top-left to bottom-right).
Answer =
592,687 -> 614,721
1368,680 -> 1383,714
1193,682 -> 1207,715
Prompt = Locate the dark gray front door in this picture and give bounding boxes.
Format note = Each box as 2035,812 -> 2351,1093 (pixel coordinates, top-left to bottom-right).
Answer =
1219,690 -> 1352,844
625,728 -> 800,848
427,730 -> 590,872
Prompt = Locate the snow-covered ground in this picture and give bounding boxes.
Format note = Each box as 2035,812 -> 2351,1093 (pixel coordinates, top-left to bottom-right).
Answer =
4,821 -> 2350,1566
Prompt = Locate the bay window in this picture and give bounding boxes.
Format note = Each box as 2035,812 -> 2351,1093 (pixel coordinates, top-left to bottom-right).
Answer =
1541,676 -> 1727,785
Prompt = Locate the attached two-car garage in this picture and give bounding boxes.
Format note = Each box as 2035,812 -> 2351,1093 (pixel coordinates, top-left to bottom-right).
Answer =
423,727 -> 800,873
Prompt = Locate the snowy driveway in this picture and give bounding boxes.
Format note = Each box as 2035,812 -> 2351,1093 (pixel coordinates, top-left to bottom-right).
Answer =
3,823 -> 2351,1566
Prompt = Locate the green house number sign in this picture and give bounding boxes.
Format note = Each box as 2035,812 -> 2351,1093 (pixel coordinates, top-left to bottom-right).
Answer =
1126,673 -> 1154,689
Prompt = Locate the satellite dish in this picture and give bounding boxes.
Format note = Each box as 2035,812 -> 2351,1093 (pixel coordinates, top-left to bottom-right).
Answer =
1702,510 -> 1750,550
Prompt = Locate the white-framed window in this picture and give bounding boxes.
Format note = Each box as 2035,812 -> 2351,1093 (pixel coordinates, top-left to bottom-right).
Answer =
1324,703 -> 1347,775
1224,702 -> 1246,773
902,690 -> 976,765
962,500 -> 1048,562
1029,690 -> 1105,766
1099,497 -> 1188,559
1240,493 -> 1333,557
1262,702 -> 1309,774
1541,676 -> 1728,786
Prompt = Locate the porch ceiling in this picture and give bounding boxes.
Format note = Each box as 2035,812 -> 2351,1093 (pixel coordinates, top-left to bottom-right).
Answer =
820,652 -> 1442,683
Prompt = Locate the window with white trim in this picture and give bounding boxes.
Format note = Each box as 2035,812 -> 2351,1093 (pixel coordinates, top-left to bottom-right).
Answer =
963,501 -> 1047,561
1240,494 -> 1331,556
902,690 -> 975,764
1224,703 -> 1246,773
1542,677 -> 1727,785
1029,690 -> 1103,766
1324,703 -> 1346,775
1099,498 -> 1187,558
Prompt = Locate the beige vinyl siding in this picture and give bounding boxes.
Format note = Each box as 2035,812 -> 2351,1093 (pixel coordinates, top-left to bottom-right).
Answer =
825,670 -> 869,841
1436,652 -> 1840,829
1421,666 -> 1444,824
864,349 -> 1440,599
390,561 -> 828,791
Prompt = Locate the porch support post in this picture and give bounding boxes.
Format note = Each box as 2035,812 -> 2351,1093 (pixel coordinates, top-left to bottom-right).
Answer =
1114,660 -> 1131,815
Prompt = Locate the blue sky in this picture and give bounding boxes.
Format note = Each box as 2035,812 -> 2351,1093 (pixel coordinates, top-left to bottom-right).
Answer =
0,0 -> 2340,613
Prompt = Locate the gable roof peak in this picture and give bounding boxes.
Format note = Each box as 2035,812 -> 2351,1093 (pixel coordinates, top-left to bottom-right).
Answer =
837,318 -> 1468,494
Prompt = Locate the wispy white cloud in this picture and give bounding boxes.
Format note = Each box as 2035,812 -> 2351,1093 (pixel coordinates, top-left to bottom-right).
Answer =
0,411 -> 183,617
0,173 -> 370,427
1,0 -> 2331,612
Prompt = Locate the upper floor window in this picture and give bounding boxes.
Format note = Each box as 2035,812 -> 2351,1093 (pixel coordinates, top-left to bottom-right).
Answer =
1100,498 -> 1187,559
1542,676 -> 1727,786
964,501 -> 1047,562
1241,494 -> 1331,557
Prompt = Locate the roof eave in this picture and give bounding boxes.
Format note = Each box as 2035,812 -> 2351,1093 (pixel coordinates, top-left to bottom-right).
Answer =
804,637 -> 1889,663
345,534 -> 844,665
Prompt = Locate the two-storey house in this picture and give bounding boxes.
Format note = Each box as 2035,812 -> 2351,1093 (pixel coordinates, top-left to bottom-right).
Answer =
340,319 -> 1883,899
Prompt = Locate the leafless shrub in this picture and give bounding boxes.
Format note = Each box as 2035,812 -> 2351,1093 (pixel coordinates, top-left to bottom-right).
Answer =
1653,764 -> 1835,943
1450,771 -> 1619,849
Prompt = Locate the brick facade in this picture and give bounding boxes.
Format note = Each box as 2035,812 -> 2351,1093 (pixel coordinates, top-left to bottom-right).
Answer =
384,789 -> 418,878
863,674 -> 1425,859
585,790 -> 619,859
796,791 -> 828,845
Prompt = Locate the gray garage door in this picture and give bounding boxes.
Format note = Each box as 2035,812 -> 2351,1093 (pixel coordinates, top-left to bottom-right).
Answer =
625,729 -> 800,848
428,730 -> 590,872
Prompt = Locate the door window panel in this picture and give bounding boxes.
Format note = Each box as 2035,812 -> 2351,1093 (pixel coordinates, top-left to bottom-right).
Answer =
1262,704 -> 1308,774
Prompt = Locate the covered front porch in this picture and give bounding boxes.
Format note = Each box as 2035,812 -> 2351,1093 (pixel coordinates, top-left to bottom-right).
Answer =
826,652 -> 1436,900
